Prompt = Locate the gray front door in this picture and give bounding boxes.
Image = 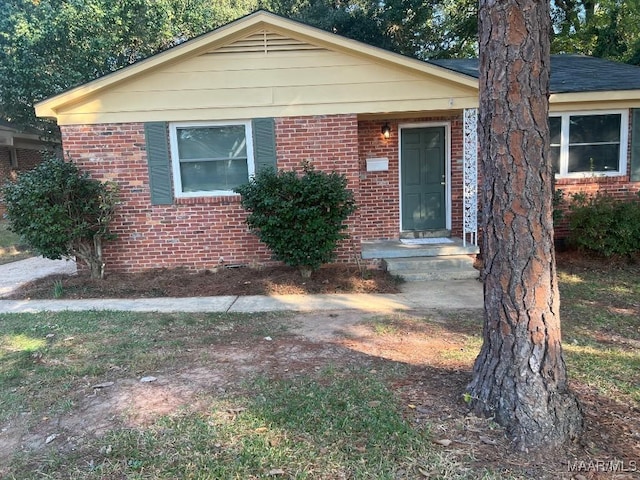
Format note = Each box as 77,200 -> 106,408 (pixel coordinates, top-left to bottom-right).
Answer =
401,126 -> 446,231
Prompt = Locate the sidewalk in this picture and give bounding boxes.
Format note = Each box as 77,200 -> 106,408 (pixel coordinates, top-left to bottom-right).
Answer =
0,256 -> 77,296
0,258 -> 483,314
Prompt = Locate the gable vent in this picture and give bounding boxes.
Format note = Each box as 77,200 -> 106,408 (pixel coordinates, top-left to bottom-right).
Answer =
207,30 -> 325,55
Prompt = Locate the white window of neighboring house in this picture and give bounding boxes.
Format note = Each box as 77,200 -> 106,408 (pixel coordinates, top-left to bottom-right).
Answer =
169,121 -> 254,197
549,110 -> 628,178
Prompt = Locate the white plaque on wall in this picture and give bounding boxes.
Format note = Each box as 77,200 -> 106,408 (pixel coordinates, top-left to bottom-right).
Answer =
366,157 -> 389,172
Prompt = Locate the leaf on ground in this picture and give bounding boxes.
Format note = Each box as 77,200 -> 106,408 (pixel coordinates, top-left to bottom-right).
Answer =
227,407 -> 246,414
433,438 -> 452,446
417,466 -> 431,477
92,382 -> 114,389
478,435 -> 498,445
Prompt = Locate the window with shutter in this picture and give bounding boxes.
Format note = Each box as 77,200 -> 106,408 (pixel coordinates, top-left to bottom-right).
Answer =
168,118 -> 276,197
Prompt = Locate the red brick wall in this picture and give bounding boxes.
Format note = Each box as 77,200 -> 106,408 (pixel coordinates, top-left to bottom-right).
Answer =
61,116 -> 362,273
275,115 -> 361,262
357,120 -> 399,240
357,114 -> 465,239
61,123 -> 272,273
60,114 -> 472,273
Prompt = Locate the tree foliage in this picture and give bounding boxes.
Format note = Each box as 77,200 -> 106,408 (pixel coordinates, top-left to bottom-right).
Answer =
1,156 -> 118,279
235,164 -> 356,277
551,0 -> 640,64
275,0 -> 477,59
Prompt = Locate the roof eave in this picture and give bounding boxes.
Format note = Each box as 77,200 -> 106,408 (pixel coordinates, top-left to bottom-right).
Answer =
550,89 -> 640,103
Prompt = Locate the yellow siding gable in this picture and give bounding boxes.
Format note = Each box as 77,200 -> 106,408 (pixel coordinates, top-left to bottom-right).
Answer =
41,27 -> 478,125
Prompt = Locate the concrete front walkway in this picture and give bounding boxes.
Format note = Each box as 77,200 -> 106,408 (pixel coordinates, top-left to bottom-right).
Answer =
0,256 -> 77,296
0,257 -> 483,314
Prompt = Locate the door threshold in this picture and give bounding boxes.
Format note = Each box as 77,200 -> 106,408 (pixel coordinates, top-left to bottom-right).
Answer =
400,229 -> 451,239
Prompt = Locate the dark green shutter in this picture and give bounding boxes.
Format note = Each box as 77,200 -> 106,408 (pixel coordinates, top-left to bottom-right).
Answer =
252,118 -> 277,173
631,109 -> 640,182
144,122 -> 173,205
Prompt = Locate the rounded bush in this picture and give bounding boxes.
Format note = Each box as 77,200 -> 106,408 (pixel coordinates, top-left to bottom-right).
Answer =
235,163 -> 356,277
567,192 -> 640,257
2,156 -> 118,278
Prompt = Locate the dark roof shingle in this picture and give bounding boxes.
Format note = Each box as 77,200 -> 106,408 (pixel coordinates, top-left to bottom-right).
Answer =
429,55 -> 640,93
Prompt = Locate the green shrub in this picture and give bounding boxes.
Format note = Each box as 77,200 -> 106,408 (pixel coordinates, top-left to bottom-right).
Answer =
567,191 -> 640,257
235,163 -> 356,277
1,156 -> 118,278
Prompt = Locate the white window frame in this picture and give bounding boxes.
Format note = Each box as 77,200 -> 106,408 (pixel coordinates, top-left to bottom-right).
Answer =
550,109 -> 628,179
169,120 -> 255,197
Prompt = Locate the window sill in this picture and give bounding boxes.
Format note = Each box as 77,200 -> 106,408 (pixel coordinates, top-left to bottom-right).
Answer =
555,174 -> 628,185
175,195 -> 242,205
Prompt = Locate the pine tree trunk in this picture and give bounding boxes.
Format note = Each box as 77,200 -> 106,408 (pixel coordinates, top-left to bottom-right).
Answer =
468,0 -> 583,449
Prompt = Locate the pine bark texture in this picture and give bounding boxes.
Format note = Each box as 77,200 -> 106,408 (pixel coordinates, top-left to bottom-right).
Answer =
468,0 -> 583,449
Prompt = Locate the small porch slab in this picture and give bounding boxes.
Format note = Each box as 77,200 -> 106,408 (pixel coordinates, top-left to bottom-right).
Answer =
362,238 -> 480,281
361,238 -> 479,259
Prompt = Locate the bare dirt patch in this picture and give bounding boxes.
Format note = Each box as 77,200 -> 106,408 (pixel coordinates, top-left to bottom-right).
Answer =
3,264 -> 401,299
4,311 -> 639,479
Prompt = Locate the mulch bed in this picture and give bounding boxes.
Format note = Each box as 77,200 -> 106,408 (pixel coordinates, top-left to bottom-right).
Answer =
4,264 -> 402,299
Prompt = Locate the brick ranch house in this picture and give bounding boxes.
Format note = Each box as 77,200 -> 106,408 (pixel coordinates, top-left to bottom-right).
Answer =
35,11 -> 640,277
0,120 -> 60,215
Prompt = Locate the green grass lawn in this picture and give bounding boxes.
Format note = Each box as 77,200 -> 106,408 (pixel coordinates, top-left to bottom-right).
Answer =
0,220 -> 32,264
559,263 -> 640,404
0,259 -> 638,479
0,310 -> 513,480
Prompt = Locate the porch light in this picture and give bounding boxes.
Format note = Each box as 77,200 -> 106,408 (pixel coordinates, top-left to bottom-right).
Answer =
381,123 -> 391,139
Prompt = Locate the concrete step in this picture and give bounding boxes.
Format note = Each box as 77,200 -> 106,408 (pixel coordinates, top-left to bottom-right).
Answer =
400,229 -> 451,239
383,255 -> 480,282
362,238 -> 479,259
395,269 -> 480,281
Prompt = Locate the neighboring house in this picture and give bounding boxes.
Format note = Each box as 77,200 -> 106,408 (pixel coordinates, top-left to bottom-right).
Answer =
0,120 -> 60,216
34,11 -> 640,276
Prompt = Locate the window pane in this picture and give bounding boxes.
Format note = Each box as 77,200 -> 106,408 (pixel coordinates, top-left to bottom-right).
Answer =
180,159 -> 248,192
568,144 -> 620,173
549,117 -> 561,145
569,114 -> 620,144
177,125 -> 247,160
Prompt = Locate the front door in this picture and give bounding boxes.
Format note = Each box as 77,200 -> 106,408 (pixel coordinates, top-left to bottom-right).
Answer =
401,126 -> 446,231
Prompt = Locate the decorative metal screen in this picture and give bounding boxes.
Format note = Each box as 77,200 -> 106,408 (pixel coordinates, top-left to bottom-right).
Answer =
463,108 -> 478,247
